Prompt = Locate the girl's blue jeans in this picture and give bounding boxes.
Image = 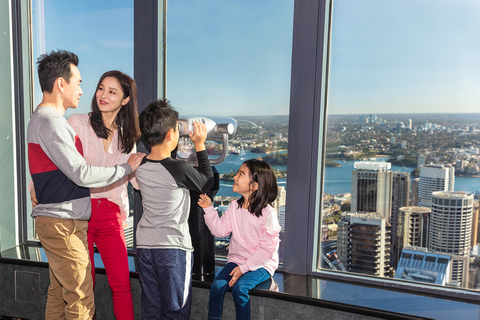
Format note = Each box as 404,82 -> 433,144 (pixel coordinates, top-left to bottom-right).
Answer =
208,262 -> 271,320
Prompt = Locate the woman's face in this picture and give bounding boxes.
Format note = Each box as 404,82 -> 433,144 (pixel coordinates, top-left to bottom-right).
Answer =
95,76 -> 129,116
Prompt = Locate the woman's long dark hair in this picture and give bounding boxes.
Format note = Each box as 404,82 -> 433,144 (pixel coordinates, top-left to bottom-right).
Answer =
89,70 -> 140,153
237,159 -> 278,217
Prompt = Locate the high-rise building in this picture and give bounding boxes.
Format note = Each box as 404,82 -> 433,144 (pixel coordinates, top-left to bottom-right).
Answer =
468,268 -> 478,290
351,161 -> 393,221
337,221 -> 349,267
472,201 -> 479,248
417,154 -> 426,169
418,164 -> 455,208
390,172 -> 410,268
337,212 -> 391,277
278,206 -> 286,231
410,178 -> 419,206
391,172 -> 410,218
396,206 -> 431,267
274,186 -> 287,211
428,191 -> 474,287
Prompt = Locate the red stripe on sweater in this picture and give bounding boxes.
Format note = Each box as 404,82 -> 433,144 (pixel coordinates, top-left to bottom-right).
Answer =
75,135 -> 84,156
28,143 -> 58,174
28,135 -> 84,174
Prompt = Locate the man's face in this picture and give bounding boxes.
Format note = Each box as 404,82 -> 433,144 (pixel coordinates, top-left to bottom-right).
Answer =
63,64 -> 83,109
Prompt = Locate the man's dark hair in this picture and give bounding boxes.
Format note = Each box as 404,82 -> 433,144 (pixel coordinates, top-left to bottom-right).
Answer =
37,50 -> 79,93
139,99 -> 178,147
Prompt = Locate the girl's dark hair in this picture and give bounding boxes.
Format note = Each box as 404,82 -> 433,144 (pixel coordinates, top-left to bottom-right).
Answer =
237,159 -> 278,217
89,70 -> 140,153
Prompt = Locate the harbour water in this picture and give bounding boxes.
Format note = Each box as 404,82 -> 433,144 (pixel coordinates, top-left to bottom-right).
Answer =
213,152 -> 480,198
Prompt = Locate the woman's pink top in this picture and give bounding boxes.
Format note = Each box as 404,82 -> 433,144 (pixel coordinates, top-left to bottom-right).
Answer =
203,200 -> 281,276
67,113 -> 137,223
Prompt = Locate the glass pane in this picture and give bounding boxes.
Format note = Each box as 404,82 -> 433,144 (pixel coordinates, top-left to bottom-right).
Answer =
0,0 -> 17,251
320,0 -> 480,292
29,0 -> 135,246
167,1 -> 294,264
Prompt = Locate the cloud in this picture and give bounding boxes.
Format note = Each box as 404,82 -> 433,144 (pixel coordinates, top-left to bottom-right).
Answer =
76,44 -> 95,51
101,40 -> 133,49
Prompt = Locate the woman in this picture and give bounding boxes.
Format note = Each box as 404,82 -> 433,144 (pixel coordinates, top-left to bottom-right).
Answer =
67,70 -> 140,319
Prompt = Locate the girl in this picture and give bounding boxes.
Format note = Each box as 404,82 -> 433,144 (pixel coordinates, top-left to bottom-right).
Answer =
67,70 -> 140,319
198,159 -> 281,320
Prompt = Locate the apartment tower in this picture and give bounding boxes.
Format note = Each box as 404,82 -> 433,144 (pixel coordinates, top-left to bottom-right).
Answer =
418,164 -> 455,208
351,161 -> 393,221
390,172 -> 410,268
410,178 -> 419,206
395,206 -> 431,267
428,191 -> 473,286
337,213 -> 391,277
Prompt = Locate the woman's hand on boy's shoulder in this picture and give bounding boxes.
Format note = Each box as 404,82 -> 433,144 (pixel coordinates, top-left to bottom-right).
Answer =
198,193 -> 212,208
127,152 -> 146,172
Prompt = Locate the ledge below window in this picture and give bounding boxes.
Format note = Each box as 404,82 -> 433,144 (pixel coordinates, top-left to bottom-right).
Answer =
1,244 -> 479,320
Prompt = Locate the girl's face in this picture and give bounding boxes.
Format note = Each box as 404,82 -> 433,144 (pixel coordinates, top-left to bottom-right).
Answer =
96,76 -> 129,117
233,163 -> 258,199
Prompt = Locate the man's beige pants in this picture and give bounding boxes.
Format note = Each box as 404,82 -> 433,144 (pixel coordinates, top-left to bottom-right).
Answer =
35,216 -> 95,320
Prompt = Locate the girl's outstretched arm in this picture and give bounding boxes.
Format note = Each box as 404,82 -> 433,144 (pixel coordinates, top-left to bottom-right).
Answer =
202,198 -> 233,238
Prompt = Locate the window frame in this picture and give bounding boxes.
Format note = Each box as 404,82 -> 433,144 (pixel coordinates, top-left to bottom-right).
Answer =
132,0 -> 167,252
282,0 -> 331,275
13,0 -> 34,248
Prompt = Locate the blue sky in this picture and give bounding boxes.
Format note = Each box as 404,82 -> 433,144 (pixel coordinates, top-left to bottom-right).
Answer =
166,0 -> 294,116
34,0 -> 480,116
33,0 -> 134,117
328,0 -> 480,115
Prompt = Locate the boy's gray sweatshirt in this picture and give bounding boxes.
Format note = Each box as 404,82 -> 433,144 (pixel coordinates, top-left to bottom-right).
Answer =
135,150 -> 214,251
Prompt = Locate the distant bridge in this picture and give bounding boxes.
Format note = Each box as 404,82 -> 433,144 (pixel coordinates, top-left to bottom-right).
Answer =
236,119 -> 259,128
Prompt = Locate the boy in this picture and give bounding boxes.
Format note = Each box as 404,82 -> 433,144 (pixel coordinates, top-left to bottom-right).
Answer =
135,99 -> 215,319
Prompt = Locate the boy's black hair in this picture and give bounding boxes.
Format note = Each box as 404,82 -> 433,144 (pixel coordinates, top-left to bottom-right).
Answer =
237,159 -> 278,217
139,99 -> 179,147
37,50 -> 79,93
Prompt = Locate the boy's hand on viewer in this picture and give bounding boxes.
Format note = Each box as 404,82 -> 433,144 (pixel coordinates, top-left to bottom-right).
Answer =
127,152 -> 146,172
189,122 -> 207,151
198,193 -> 212,208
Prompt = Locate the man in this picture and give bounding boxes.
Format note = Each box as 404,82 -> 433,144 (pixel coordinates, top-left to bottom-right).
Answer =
27,50 -> 144,319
